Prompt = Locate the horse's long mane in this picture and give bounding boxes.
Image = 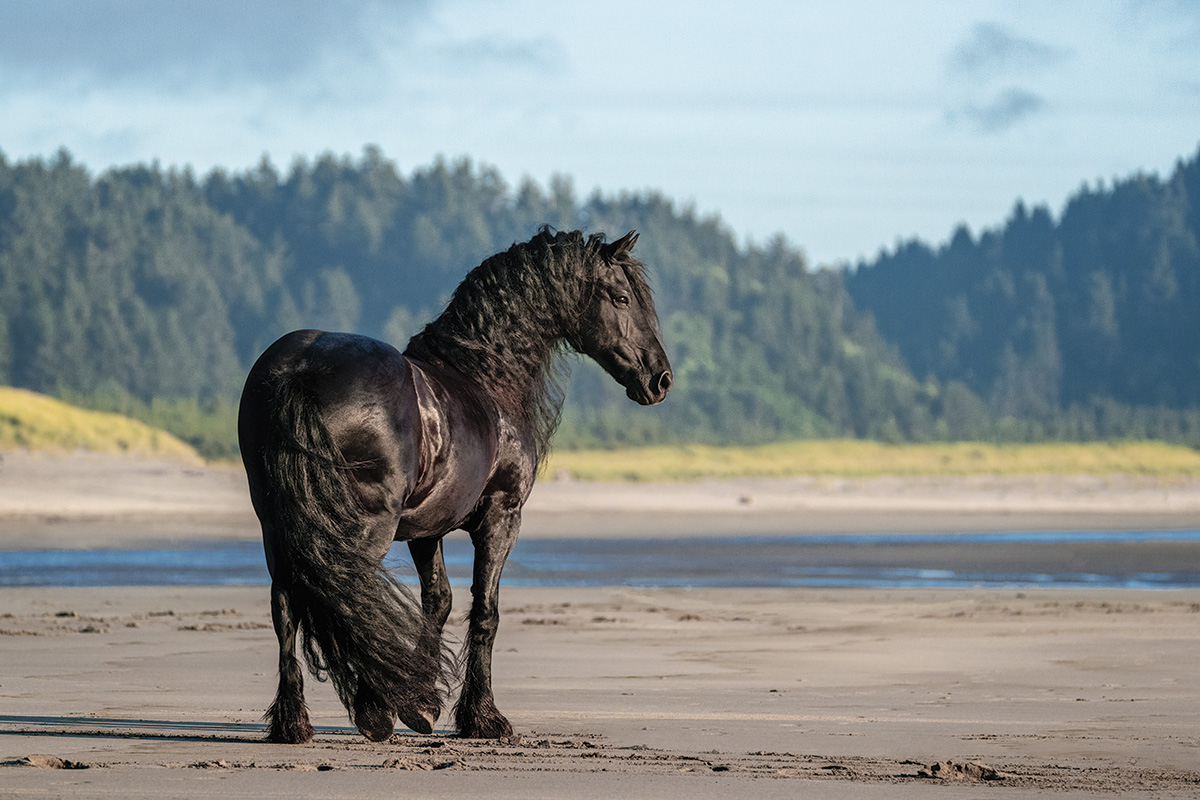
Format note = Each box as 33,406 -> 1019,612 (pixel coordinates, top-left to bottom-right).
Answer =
404,228 -> 615,460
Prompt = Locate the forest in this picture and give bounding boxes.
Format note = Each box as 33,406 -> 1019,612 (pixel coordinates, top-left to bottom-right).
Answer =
0,145 -> 1196,456
847,148 -> 1200,444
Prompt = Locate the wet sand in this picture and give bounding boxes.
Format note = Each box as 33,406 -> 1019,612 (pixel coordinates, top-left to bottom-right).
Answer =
1,453 -> 1199,796
2,585 -> 1198,797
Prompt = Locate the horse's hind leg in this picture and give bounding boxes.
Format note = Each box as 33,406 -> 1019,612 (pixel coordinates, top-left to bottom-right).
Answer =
266,582 -> 314,744
400,537 -> 453,734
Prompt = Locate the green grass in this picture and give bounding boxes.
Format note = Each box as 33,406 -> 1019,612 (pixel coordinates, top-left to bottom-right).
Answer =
0,387 -> 202,462
544,440 -> 1200,482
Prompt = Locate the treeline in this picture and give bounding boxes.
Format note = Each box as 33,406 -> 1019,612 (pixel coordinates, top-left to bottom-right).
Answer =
846,145 -> 1200,443
3,145 -> 1197,456
0,147 -> 956,456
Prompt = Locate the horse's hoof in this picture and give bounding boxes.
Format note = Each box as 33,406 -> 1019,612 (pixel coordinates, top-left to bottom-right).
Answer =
398,707 -> 436,735
265,706 -> 314,744
266,721 -> 314,745
356,715 -> 395,742
354,693 -> 396,742
456,712 -> 513,740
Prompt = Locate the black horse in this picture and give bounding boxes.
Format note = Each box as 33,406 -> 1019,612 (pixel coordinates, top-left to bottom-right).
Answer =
238,229 -> 671,744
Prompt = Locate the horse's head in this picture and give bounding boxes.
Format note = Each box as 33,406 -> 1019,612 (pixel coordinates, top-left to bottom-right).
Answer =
572,231 -> 672,405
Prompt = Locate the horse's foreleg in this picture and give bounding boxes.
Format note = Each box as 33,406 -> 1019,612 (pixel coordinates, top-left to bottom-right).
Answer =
402,537 -> 453,734
455,512 -> 519,739
266,582 -> 314,744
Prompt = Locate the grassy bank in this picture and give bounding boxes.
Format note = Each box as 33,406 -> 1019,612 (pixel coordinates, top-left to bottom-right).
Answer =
6,385 -> 1200,481
0,387 -> 202,463
543,440 -> 1200,482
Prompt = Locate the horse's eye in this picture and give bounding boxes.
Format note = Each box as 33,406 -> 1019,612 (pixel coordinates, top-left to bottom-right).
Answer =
613,294 -> 631,308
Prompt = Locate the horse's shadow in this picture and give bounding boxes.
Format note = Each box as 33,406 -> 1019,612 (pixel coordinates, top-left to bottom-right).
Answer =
0,714 -> 378,744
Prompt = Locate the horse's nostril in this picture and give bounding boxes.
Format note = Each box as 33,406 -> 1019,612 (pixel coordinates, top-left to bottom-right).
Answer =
656,370 -> 673,395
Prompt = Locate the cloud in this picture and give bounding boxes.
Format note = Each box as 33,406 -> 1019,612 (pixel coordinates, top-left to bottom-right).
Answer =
949,22 -> 1068,80
431,35 -> 564,74
948,87 -> 1047,133
0,0 -> 431,86
943,23 -> 1060,134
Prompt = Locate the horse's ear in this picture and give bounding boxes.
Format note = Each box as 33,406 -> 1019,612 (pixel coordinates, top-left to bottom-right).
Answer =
612,230 -> 638,256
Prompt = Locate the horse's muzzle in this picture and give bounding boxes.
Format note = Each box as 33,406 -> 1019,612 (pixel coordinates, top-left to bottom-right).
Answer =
628,370 -> 672,405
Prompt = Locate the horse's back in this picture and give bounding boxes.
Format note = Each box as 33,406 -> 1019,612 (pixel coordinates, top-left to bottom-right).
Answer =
244,330 -> 408,404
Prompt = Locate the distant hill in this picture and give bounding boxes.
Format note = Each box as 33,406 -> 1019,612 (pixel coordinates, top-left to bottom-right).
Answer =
846,145 -> 1200,442
0,386 -> 200,461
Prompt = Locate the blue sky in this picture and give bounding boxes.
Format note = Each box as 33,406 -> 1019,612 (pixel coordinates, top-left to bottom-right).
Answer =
1,0 -> 1199,266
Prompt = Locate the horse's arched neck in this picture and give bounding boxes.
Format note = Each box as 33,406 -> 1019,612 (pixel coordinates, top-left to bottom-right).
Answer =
401,237 -> 591,455
407,310 -> 566,405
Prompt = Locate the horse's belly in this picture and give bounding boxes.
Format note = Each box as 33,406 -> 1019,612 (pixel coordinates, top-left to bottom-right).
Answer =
394,490 -> 482,540
394,461 -> 491,540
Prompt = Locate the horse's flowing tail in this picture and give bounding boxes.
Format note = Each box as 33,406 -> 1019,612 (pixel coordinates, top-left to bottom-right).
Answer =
263,377 -> 452,736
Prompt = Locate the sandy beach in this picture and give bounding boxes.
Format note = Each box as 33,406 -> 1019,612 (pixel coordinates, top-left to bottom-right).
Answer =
3,450 -> 1200,549
1,452 -> 1198,797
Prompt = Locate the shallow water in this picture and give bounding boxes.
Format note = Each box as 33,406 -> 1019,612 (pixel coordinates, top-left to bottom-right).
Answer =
2,530 -> 1199,589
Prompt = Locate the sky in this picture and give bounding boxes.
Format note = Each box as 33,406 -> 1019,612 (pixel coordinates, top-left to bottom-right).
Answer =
1,0 -> 1199,266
